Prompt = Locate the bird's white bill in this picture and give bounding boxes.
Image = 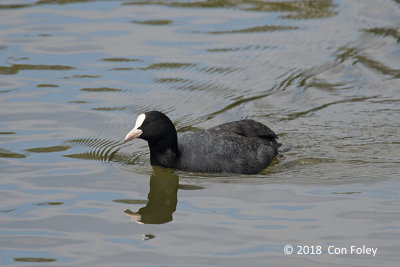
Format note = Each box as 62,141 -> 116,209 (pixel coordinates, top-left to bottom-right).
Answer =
124,113 -> 146,142
124,128 -> 143,142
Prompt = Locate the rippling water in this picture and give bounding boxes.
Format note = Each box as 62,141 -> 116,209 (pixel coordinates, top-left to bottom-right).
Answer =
1,0 -> 399,266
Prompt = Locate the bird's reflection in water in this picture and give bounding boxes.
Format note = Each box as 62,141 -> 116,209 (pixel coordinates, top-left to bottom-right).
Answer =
125,167 -> 178,224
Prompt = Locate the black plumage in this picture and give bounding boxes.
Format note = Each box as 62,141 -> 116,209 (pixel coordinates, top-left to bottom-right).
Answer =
124,111 -> 280,174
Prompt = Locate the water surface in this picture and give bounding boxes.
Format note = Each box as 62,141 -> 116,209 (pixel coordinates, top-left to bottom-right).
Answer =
1,0 -> 399,266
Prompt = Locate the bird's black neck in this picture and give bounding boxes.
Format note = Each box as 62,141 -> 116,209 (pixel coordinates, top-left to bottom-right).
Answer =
148,135 -> 180,168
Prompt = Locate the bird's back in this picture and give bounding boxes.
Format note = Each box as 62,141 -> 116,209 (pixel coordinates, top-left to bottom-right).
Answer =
175,120 -> 280,174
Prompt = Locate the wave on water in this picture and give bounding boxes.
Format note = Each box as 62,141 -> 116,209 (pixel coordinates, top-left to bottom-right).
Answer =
62,137 -> 135,164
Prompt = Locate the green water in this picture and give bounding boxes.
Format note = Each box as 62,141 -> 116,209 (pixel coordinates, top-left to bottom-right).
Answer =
0,0 -> 399,266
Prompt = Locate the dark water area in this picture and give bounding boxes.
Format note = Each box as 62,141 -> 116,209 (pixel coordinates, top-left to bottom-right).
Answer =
1,0 -> 399,266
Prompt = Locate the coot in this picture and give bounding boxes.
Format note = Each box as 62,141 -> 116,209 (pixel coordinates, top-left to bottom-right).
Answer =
124,111 -> 280,174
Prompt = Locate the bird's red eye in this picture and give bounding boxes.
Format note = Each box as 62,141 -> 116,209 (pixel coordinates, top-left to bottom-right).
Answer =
148,121 -> 152,125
